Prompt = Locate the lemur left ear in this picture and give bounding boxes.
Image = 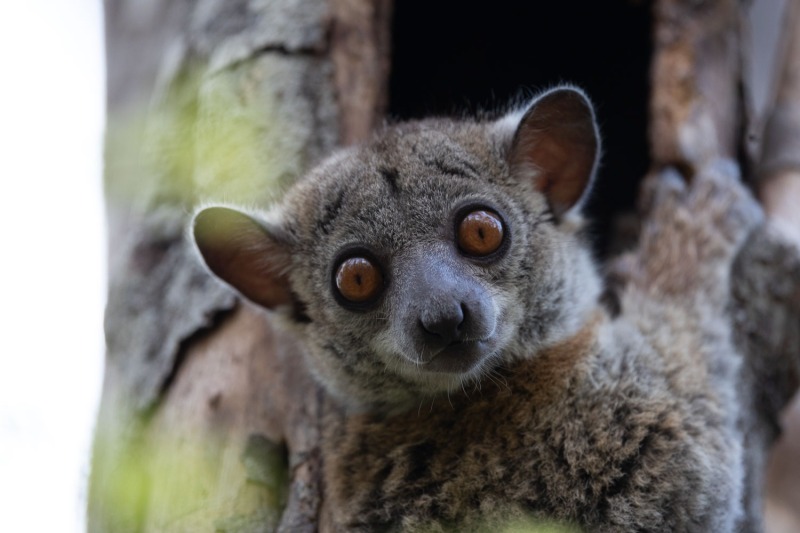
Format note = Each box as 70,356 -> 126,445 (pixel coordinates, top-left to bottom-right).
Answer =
502,87 -> 600,218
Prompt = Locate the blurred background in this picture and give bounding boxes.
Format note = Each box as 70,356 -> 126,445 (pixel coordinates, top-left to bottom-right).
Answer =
0,2 -> 105,532
0,1 -> 796,532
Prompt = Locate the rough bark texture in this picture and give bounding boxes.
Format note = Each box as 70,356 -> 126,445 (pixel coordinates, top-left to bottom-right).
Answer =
90,0 -> 800,531
90,0 -> 390,531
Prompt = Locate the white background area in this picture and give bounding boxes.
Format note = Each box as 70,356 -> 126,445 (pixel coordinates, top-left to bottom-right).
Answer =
0,2 -> 106,532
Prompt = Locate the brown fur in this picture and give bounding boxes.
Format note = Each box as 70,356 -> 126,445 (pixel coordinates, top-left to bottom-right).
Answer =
318,162 -> 761,532
193,90 -> 775,531
322,313 -> 724,532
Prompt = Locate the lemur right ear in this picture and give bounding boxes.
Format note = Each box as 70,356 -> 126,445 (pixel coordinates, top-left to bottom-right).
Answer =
193,207 -> 295,310
502,87 -> 600,218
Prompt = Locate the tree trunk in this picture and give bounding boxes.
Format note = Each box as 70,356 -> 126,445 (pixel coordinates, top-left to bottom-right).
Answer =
89,0 -> 390,531
89,1 -> 800,531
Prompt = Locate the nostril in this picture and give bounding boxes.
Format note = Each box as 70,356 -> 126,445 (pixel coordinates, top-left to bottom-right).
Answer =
457,302 -> 467,332
419,317 -> 434,337
420,303 -> 466,345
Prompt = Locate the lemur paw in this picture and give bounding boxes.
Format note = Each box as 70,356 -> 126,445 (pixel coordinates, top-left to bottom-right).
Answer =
635,159 -> 763,298
643,159 -> 762,258
688,159 -> 763,248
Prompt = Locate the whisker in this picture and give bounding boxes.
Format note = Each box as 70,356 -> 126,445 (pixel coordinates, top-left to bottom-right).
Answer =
459,379 -> 470,400
416,344 -> 428,366
482,366 -> 509,391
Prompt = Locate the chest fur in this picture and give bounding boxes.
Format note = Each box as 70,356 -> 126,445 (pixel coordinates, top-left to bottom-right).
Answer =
324,326 -> 700,530
321,318 -> 734,532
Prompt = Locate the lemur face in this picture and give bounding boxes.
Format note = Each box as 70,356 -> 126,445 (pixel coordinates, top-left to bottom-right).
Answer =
193,87 -> 600,412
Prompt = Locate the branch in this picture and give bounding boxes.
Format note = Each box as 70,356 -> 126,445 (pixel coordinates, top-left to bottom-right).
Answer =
759,0 -> 800,242
650,0 -> 741,170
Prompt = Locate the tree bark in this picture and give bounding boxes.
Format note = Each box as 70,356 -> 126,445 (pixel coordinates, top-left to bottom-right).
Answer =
89,1 -> 800,532
89,1 -> 390,531
650,0 -> 742,170
759,0 -> 800,240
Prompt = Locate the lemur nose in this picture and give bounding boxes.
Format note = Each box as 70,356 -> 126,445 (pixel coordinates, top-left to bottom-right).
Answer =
420,302 -> 466,345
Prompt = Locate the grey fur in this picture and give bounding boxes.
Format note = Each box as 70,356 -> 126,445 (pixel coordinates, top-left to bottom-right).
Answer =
193,88 -> 768,530
195,87 -> 602,412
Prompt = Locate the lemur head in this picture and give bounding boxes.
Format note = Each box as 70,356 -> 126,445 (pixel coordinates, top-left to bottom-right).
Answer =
193,87 -> 602,412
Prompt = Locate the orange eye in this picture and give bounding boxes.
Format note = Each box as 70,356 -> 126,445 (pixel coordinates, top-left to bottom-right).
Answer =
335,257 -> 383,303
457,209 -> 504,257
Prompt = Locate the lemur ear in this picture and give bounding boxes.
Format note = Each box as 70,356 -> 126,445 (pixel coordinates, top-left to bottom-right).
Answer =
505,87 -> 600,218
193,207 -> 295,310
